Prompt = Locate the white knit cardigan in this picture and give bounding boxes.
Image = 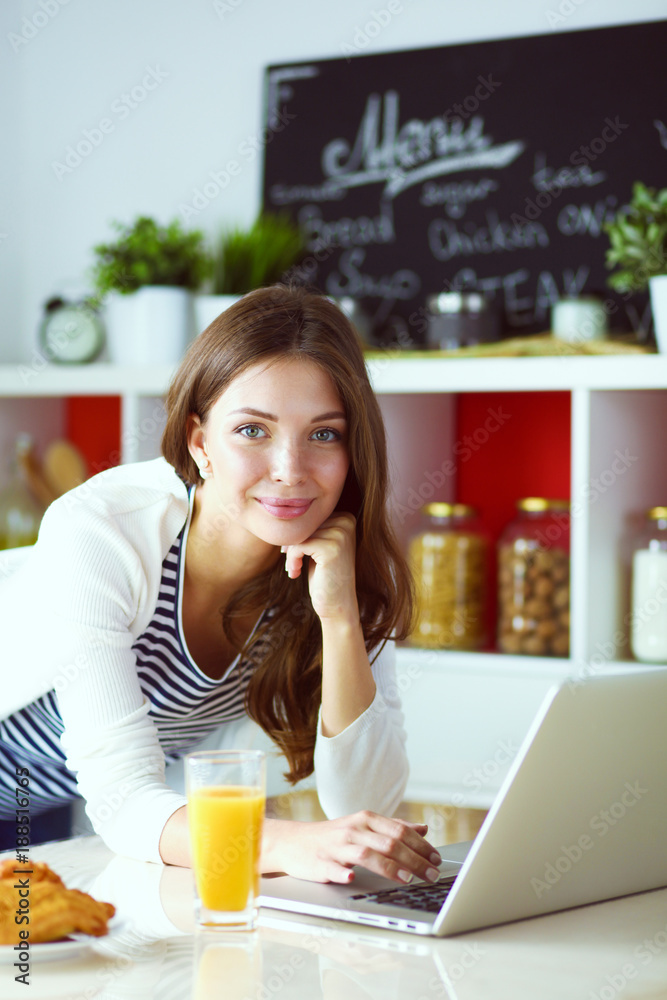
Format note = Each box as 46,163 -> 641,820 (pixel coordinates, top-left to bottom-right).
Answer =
0,458 -> 408,862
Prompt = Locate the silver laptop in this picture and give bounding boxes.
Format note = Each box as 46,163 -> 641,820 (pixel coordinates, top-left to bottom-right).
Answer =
260,669 -> 667,936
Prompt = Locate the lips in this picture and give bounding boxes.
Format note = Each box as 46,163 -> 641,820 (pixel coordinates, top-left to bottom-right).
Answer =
256,497 -> 314,519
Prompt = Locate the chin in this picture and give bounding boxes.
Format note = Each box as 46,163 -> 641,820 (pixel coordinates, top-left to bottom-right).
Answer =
251,513 -> 320,547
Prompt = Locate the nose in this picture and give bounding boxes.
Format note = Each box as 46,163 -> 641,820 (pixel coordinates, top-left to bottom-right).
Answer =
270,441 -> 307,485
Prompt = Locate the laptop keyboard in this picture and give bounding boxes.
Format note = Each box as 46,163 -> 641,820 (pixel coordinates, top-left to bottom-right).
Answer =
350,874 -> 458,914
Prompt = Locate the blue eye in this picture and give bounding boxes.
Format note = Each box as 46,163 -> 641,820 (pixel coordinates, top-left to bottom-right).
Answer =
311,428 -> 341,442
238,424 -> 266,439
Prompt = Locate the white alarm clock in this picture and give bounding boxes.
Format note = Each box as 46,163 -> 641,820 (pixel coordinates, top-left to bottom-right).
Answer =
39,297 -> 106,363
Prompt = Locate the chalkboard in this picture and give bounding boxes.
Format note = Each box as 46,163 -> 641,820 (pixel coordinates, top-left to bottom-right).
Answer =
261,20 -> 667,344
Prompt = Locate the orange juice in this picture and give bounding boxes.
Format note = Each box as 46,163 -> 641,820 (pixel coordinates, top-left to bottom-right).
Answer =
188,785 -> 265,912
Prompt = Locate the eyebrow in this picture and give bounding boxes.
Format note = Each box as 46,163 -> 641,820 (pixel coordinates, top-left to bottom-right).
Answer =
228,407 -> 347,422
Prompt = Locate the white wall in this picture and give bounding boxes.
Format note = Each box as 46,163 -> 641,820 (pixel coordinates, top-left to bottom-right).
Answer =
2,0 -> 665,362
0,4 -> 24,359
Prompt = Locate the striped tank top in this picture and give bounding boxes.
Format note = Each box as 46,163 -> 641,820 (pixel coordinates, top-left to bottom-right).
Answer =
0,490 -> 266,817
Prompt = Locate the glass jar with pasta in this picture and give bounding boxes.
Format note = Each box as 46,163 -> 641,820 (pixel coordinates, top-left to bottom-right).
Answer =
408,503 -> 488,651
497,498 -> 570,657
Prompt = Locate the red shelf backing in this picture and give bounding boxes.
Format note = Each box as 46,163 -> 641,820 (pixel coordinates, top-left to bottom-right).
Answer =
64,397 -> 122,476
455,391 -> 571,541
455,391 -> 571,649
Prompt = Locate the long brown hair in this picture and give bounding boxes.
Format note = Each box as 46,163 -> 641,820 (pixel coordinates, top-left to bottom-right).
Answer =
162,284 -> 414,782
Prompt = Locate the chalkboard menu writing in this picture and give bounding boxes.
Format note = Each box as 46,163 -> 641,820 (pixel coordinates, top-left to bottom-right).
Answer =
262,20 -> 667,342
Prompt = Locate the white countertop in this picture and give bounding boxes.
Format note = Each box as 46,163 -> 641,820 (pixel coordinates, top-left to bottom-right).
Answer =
2,836 -> 667,999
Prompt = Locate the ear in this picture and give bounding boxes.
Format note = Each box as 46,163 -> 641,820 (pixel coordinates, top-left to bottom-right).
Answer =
186,414 -> 208,472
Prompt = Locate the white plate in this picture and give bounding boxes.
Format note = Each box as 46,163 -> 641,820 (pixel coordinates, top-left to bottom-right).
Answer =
0,918 -> 124,964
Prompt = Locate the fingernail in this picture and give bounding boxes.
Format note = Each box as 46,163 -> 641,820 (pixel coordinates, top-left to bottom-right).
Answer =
280,546 -> 287,553
430,852 -> 442,865
397,870 -> 412,884
425,867 -> 440,883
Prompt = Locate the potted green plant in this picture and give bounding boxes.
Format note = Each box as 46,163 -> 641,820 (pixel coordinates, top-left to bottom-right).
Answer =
194,212 -> 306,333
604,182 -> 667,351
92,216 -> 213,364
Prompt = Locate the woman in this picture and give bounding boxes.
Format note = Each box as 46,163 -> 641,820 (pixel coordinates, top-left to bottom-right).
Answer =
0,284 -> 442,885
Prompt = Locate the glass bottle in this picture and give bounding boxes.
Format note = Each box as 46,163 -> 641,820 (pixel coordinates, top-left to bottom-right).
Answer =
630,506 -> 667,663
0,436 -> 44,549
497,498 -> 570,657
408,502 -> 488,651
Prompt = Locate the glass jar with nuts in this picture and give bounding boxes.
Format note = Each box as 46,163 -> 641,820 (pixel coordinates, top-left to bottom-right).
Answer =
497,498 -> 570,657
408,503 -> 488,651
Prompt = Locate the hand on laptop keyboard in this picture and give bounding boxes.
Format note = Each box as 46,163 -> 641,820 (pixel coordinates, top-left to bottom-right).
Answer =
262,811 -> 442,885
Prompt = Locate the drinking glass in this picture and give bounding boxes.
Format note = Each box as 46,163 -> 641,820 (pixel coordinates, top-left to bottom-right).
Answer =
185,750 -> 266,931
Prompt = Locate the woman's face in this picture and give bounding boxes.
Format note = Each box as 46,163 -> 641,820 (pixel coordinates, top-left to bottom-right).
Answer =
188,357 -> 350,548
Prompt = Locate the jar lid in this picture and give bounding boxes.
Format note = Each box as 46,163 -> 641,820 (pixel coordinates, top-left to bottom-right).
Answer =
647,506 -> 667,520
517,497 -> 570,512
422,502 -> 477,518
426,292 -> 486,314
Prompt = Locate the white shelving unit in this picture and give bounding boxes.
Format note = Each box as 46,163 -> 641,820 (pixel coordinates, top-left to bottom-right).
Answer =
3,353 -> 667,396
2,354 -> 665,806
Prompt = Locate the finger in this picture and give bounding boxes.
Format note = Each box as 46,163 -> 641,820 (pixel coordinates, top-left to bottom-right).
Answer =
324,863 -> 357,885
285,538 -> 348,578
287,554 -> 303,579
371,814 -> 442,867
335,836 -> 441,885
338,830 -> 442,885
288,530 -> 349,555
309,522 -> 355,543
281,547 -> 304,579
305,516 -> 356,545
319,512 -> 356,530
362,814 -> 441,864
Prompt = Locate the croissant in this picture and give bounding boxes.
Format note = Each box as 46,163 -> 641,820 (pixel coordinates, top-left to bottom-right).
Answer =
0,860 -> 115,944
0,859 -> 64,886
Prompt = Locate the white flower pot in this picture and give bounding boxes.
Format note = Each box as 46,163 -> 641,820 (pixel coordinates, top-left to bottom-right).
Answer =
193,294 -> 242,336
104,286 -> 193,365
551,297 -> 607,343
649,275 -> 667,353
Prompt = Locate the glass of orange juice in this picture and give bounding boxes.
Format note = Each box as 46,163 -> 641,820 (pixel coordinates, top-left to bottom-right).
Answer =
185,750 -> 266,931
